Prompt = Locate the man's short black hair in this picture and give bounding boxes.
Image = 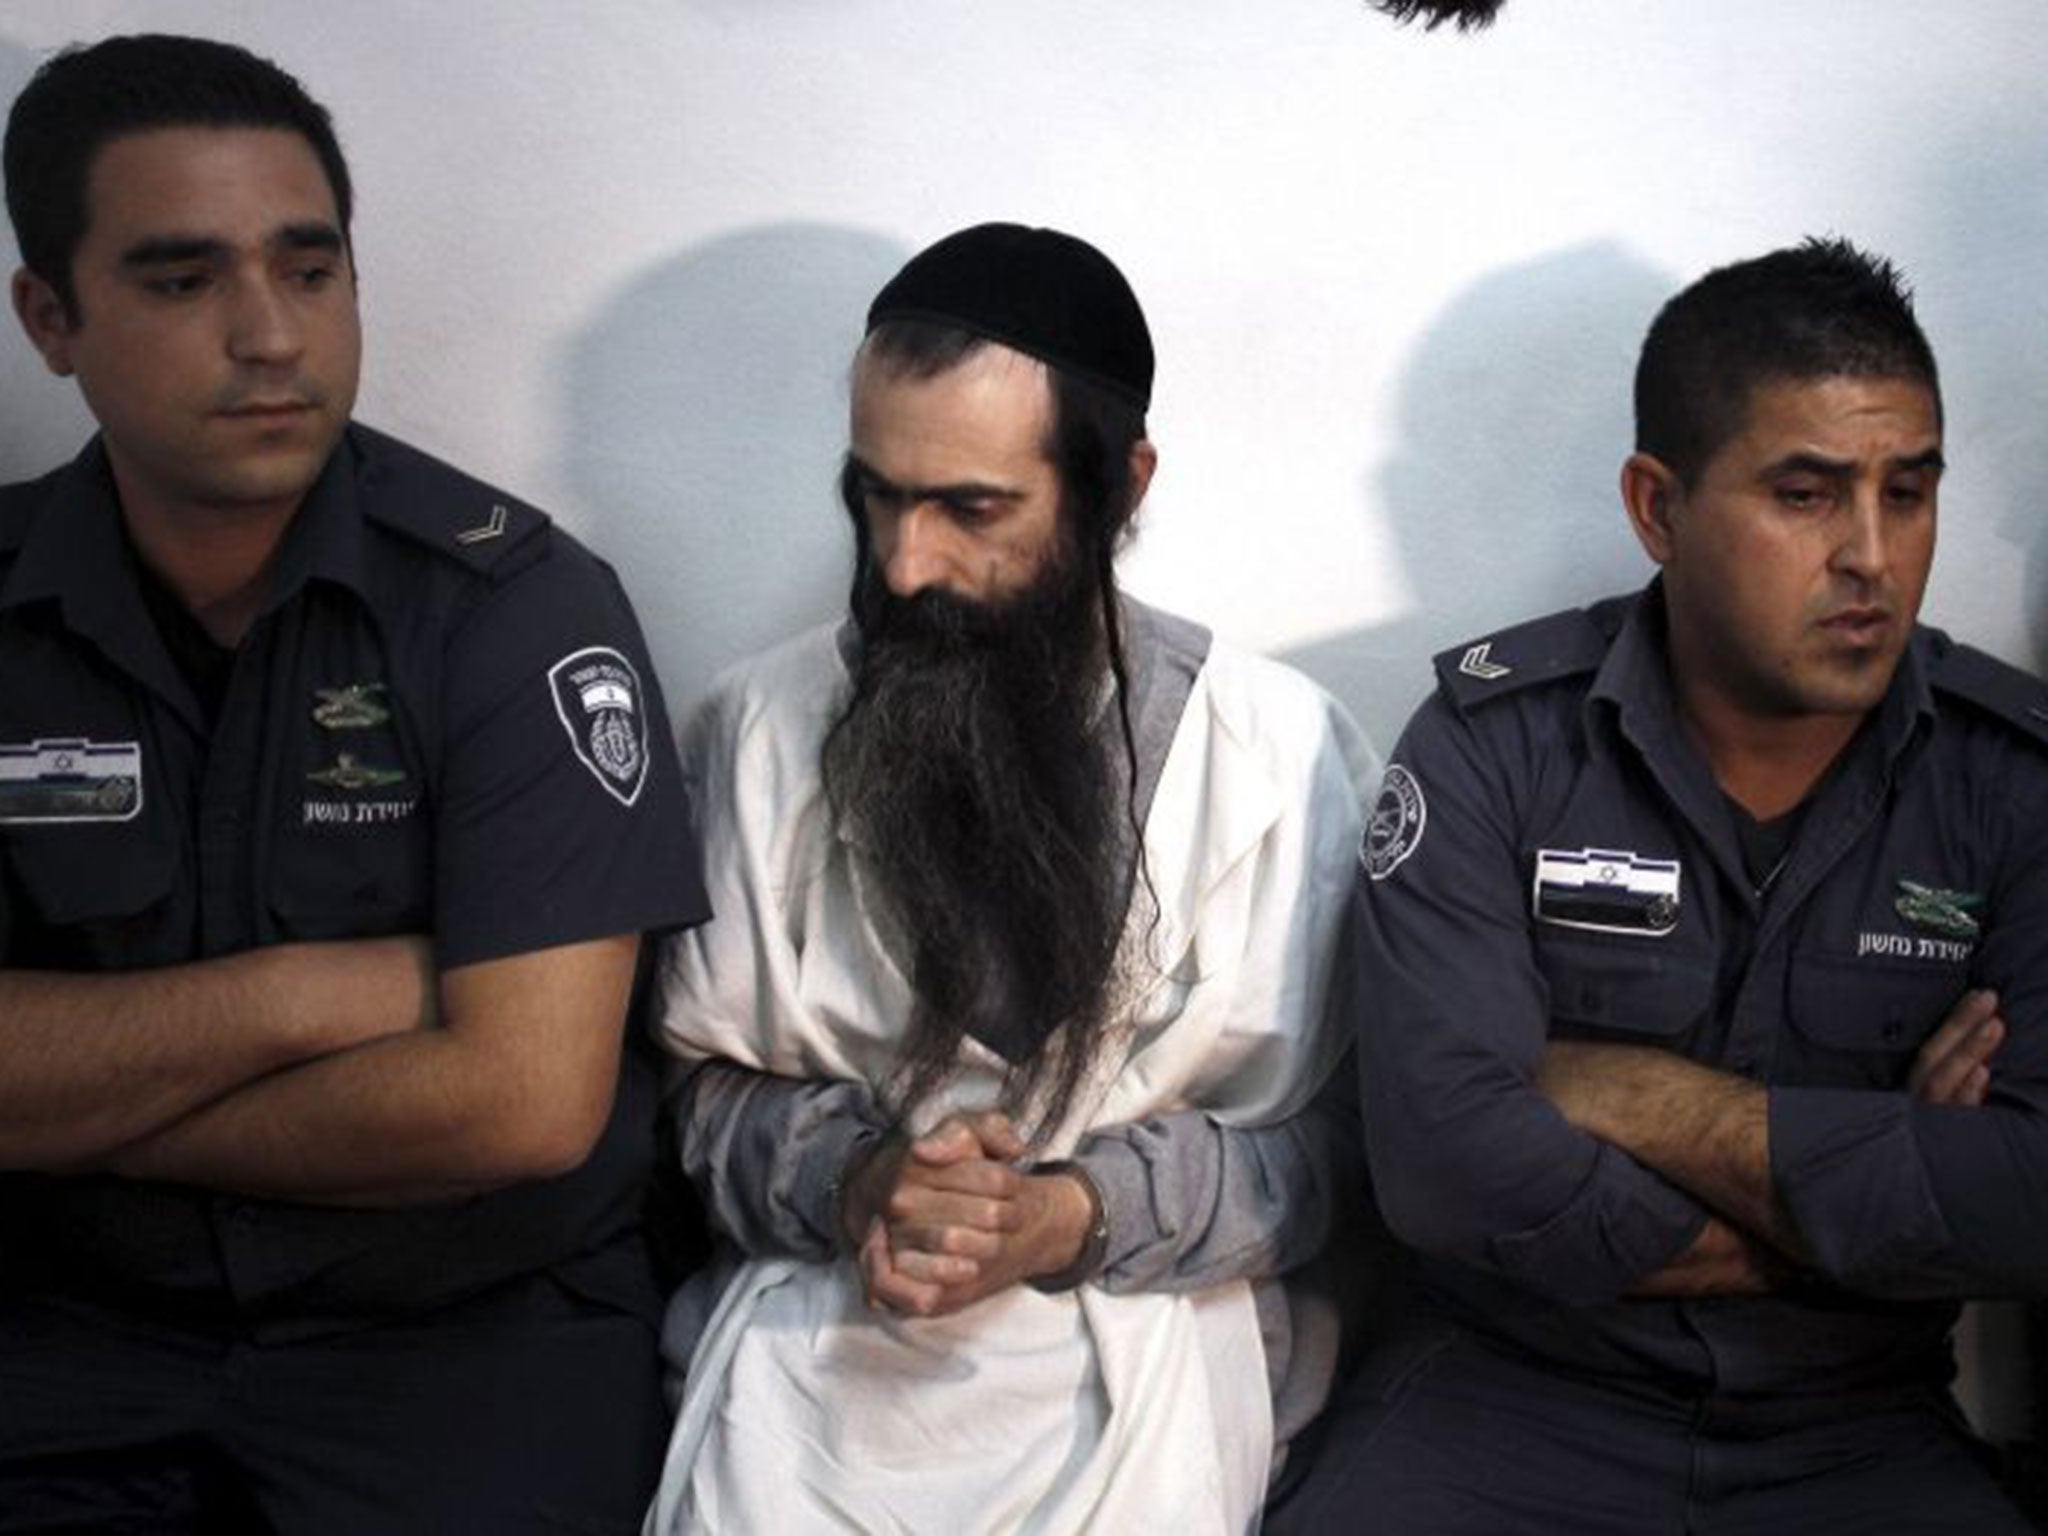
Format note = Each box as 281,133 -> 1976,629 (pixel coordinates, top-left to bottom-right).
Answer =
4,33 -> 352,320
1634,237 -> 1941,486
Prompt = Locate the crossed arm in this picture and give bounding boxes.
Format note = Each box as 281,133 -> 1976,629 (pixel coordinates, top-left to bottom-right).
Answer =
1358,694 -> 2046,1304
1,933 -> 640,1205
1541,990 -> 2006,1296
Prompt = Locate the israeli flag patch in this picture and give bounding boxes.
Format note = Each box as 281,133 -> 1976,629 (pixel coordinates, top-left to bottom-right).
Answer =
0,738 -> 144,823
1533,847 -> 1681,936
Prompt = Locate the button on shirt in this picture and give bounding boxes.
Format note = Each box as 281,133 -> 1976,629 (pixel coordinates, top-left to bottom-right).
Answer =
1357,584 -> 2048,1417
0,426 -> 708,1338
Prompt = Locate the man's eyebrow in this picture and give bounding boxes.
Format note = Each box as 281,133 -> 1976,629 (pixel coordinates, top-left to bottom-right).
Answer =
119,235 -> 229,268
1889,447 -> 1946,475
845,456 -> 1027,503
1758,448 -> 1945,479
274,221 -> 345,255
117,222 -> 344,269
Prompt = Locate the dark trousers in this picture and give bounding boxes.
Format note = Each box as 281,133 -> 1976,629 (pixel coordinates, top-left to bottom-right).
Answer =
1269,1330 -> 2037,1535
0,1276 -> 667,1535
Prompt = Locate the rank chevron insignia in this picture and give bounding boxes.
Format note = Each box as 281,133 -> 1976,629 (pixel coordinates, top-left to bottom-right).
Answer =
1459,642 -> 1511,681
454,504 -> 509,545
1894,879 -> 1985,940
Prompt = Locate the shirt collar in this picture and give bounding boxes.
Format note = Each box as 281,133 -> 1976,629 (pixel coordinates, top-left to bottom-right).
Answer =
0,437 -> 134,623
1583,580 -> 1680,762
1586,576 -> 1936,774
259,427 -> 369,610
1875,624 -> 1937,766
0,439 -> 198,725
1,429 -> 369,625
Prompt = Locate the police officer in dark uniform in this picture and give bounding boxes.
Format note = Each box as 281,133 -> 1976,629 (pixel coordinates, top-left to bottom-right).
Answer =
0,36 -> 706,1534
1274,241 -> 2047,1532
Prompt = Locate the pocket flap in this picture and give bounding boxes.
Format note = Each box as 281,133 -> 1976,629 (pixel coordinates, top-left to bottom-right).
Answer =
8,825 -> 176,927
1534,929 -> 1715,1035
1788,954 -> 1963,1053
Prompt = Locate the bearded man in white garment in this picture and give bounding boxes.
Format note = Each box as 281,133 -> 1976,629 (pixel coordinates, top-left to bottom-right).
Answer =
646,224 -> 1379,1534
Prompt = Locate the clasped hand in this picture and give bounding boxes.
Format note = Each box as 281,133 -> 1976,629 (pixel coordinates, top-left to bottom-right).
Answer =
840,1111 -> 1093,1318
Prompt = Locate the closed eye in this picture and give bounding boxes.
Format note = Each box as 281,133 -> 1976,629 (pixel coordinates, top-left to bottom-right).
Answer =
141,270 -> 213,299
287,261 -> 341,290
1774,480 -> 1832,511
938,493 -> 1001,525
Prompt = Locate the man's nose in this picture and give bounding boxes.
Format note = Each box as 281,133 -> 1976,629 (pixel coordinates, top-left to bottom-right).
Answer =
1830,487 -> 1888,583
879,503 -> 950,597
225,273 -> 304,365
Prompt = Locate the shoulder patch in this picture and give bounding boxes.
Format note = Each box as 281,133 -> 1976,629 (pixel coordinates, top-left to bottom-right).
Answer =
1925,630 -> 2048,750
1432,603 -> 1616,716
351,425 -> 551,579
549,646 -> 651,806
1361,762 -> 1427,879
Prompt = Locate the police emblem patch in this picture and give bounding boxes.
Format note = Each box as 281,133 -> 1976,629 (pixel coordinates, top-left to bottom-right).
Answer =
548,646 -> 649,807
1362,764 -> 1426,881
0,738 -> 143,823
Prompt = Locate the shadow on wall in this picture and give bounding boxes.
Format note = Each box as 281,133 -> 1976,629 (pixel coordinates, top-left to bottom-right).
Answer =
556,222 -> 909,713
1904,73 -> 2048,1463
1280,242 -> 1676,751
1913,97 -> 2048,675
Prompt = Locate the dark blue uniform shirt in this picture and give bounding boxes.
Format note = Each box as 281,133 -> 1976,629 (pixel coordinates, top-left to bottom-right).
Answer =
0,425 -> 708,1342
1357,583 -> 2048,1422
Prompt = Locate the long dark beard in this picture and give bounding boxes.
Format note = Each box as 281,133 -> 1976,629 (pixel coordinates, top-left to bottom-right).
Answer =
822,557 -> 1132,1141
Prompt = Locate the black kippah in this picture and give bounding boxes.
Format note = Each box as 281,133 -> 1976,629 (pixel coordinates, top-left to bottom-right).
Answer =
866,223 -> 1154,410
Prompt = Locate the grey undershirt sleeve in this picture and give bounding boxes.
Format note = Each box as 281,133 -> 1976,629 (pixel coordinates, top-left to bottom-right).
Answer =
673,1060 -> 887,1260
673,1056 -> 1359,1287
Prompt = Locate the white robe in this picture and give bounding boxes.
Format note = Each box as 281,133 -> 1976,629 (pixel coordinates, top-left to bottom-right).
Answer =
647,621 -> 1373,1535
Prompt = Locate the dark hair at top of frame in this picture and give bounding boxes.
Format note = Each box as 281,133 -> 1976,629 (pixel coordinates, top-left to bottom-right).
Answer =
4,33 -> 353,320
1632,237 -> 1940,487
1368,0 -> 1506,31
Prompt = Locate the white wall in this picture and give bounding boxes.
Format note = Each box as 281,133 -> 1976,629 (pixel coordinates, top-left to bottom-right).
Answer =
3,0 -> 2044,1423
4,1 -> 2042,749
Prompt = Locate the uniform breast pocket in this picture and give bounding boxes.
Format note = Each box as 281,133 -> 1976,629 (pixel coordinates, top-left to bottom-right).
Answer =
268,814 -> 432,941
1786,955 -> 1963,1089
6,826 -> 180,968
1534,928 -> 1715,1043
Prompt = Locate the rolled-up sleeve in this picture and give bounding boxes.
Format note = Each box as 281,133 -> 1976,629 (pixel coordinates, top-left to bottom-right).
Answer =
1356,695 -> 1707,1304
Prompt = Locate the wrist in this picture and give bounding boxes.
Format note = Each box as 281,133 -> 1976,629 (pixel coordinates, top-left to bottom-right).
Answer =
1027,1161 -> 1109,1293
835,1132 -> 894,1252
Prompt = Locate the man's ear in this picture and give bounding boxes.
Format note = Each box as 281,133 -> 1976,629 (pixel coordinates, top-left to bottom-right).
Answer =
1126,438 -> 1157,507
1620,452 -> 1680,565
12,267 -> 77,377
